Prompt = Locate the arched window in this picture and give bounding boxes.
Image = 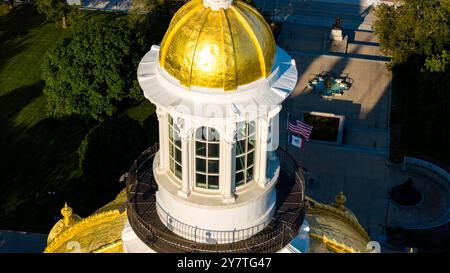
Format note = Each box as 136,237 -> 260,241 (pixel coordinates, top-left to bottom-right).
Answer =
195,127 -> 220,190
235,121 -> 256,187
168,116 -> 182,180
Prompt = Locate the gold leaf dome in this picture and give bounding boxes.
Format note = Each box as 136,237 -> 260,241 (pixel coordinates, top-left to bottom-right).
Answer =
159,0 -> 276,91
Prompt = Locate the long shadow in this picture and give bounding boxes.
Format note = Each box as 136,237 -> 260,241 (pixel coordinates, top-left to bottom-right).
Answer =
0,82 -> 44,173
0,84 -> 92,232
0,106 -> 159,232
0,83 -> 92,230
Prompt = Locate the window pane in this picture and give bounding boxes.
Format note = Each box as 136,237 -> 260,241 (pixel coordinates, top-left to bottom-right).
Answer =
175,148 -> 182,164
208,160 -> 219,174
196,173 -> 206,188
196,141 -> 206,156
248,122 -> 256,136
235,122 -> 246,140
236,156 -> 245,171
196,158 -> 206,172
175,163 -> 182,179
169,126 -> 173,140
246,167 -> 254,182
247,152 -> 254,166
169,144 -> 174,157
195,127 -> 204,140
174,137 -> 181,149
170,159 -> 174,172
208,143 -> 220,157
247,138 -> 256,151
208,176 -> 219,189
235,140 -> 246,155
173,123 -> 180,132
207,127 -> 219,141
235,172 -> 244,187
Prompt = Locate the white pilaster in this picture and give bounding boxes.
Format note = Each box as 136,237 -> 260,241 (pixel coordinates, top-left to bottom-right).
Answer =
156,107 -> 169,173
256,117 -> 270,188
177,120 -> 192,198
222,122 -> 236,203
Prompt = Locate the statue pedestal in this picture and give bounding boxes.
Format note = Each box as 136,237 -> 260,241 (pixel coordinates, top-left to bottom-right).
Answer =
330,28 -> 343,41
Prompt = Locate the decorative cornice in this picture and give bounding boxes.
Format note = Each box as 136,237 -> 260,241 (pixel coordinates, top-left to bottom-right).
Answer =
155,107 -> 167,120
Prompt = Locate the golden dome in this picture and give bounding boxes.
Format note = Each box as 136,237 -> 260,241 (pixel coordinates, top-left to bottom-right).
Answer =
159,0 -> 276,91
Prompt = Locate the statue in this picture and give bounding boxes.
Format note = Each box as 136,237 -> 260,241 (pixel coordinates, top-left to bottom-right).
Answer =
332,16 -> 342,30
330,16 -> 343,41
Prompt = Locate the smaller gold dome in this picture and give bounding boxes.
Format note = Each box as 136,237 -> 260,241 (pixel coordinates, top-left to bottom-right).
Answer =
159,0 -> 276,91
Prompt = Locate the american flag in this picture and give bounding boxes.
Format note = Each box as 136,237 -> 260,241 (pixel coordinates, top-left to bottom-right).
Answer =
287,114 -> 313,139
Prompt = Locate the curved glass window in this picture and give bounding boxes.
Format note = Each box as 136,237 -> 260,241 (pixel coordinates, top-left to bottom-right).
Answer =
235,121 -> 256,187
195,127 -> 220,190
168,116 -> 182,179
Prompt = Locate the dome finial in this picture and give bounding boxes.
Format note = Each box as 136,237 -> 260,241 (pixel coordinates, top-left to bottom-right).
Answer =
61,202 -> 74,227
203,0 -> 233,10
334,191 -> 347,210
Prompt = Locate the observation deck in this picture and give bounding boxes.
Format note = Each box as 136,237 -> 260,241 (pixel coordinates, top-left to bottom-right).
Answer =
125,144 -> 305,253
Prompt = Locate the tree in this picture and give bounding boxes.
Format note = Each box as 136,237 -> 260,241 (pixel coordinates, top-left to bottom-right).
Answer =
374,0 -> 450,153
34,0 -> 79,28
419,50 -> 450,146
42,14 -> 148,121
374,0 -> 450,64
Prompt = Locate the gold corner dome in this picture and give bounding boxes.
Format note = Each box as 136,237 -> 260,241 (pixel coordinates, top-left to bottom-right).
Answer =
159,0 -> 276,91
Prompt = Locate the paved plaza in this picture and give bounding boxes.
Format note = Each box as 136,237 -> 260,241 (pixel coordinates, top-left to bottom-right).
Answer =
265,0 -> 449,249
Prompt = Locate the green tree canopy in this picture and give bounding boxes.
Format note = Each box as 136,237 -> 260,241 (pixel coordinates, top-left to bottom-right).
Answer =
374,0 -> 450,64
34,0 -> 79,28
42,14 -> 148,121
374,0 -> 450,149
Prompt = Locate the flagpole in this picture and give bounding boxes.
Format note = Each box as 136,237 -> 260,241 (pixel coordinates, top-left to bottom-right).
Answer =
286,112 -> 290,153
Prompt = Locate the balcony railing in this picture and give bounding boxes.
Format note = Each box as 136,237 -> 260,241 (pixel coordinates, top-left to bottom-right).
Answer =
125,143 -> 305,253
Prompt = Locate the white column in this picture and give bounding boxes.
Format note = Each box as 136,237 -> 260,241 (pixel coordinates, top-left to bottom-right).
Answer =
222,122 -> 236,203
177,121 -> 192,198
256,117 -> 270,188
156,108 -> 169,173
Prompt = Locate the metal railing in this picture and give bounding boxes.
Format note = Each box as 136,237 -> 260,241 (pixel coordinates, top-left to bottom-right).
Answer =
277,146 -> 306,202
125,143 -> 305,252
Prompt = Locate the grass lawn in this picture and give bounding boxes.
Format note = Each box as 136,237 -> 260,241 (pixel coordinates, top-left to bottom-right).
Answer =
0,5 -> 157,233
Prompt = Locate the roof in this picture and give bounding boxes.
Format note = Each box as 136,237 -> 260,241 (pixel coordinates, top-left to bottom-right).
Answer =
44,190 -> 370,253
159,0 -> 276,91
44,191 -> 128,253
